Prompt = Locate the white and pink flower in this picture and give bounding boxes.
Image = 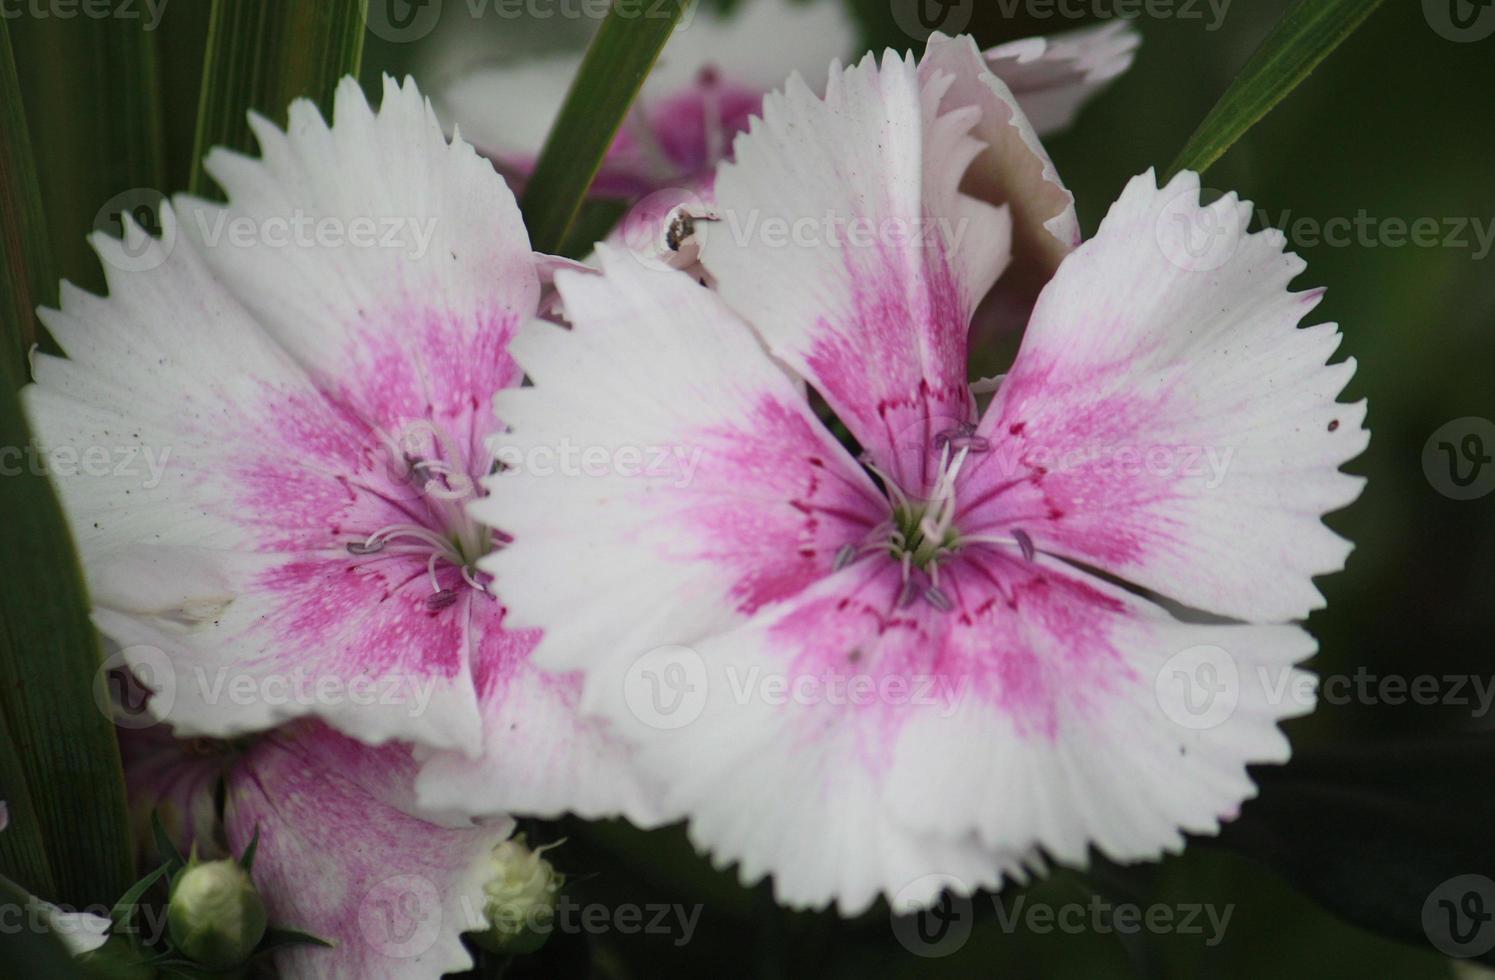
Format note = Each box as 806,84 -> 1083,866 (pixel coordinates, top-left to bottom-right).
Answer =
23,77 -> 654,823
477,46 -> 1367,912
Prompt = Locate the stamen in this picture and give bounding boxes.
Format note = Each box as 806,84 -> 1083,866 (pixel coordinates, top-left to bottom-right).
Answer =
934,424 -> 991,454
1013,528 -> 1036,562
898,576 -> 920,608
426,589 -> 459,611
346,540 -> 384,555
924,586 -> 953,612
833,543 -> 857,571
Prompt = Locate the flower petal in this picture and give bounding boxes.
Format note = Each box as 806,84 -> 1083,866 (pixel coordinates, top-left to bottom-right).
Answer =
414,602 -> 663,826
920,32 -> 1079,321
960,169 -> 1368,622
984,20 -> 1140,136
23,76 -> 534,751
477,248 -> 884,677
699,50 -> 1012,492
226,724 -> 513,980
180,75 -> 536,430
589,550 -> 1312,913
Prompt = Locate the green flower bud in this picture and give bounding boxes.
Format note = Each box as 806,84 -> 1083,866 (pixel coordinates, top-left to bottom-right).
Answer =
167,859 -> 267,968
471,836 -> 564,956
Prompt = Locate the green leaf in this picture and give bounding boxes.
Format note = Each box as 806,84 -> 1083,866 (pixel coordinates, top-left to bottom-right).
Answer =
151,810 -> 187,876
0,21 -> 135,912
0,715 -> 54,898
519,0 -> 691,255
1210,735 -> 1495,964
0,873 -> 77,976
1166,0 -> 1386,178
255,926 -> 337,953
0,17 -> 54,379
109,864 -> 170,930
189,0 -> 368,197
8,0 -> 165,297
238,825 -> 260,872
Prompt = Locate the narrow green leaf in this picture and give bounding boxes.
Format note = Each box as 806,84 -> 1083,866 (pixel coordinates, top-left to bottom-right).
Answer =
238,825 -> 260,871
109,863 -> 169,929
151,810 -> 186,875
9,0 -> 165,296
0,19 -> 136,912
256,926 -> 337,952
189,0 -> 368,197
519,0 -> 690,254
1166,0 -> 1386,178
0,873 -> 77,976
0,17 -> 54,379
0,710 -> 55,898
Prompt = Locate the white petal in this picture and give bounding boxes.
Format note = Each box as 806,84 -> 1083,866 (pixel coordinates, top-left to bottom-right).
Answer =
985,20 -> 1140,136
920,32 -> 1079,306
962,169 -> 1368,622
477,247 -> 883,681
699,49 -> 1012,492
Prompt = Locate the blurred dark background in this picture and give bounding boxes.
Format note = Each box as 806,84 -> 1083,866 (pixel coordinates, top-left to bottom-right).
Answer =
9,0 -> 1494,976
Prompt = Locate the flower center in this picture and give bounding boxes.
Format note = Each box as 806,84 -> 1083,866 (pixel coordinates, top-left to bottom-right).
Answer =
344,419 -> 495,611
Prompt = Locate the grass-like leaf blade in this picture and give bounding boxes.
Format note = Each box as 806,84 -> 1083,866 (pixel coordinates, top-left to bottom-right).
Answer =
519,0 -> 690,254
189,0 -> 367,197
1167,0 -> 1386,177
0,18 -> 135,911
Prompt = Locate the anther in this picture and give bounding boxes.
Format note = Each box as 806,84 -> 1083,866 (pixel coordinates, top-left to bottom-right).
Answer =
934,424 -> 990,454
924,586 -> 953,612
833,543 -> 857,571
1012,528 -> 1035,562
426,589 -> 459,611
346,540 -> 385,555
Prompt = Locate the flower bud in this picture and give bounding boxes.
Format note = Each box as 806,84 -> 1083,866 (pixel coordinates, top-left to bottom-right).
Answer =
471,836 -> 563,956
167,859 -> 267,968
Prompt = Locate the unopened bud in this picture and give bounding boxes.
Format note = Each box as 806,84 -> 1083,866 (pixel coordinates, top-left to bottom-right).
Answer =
167,859 -> 267,968
471,836 -> 563,956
